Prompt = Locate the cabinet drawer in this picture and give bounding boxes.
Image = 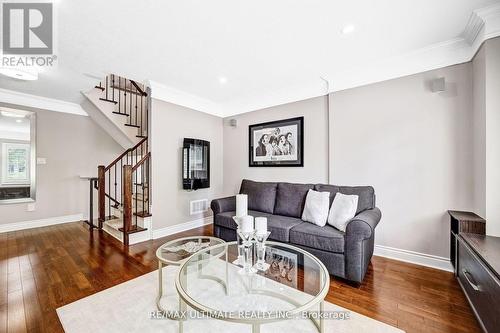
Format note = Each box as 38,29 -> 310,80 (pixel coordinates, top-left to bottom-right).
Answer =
458,238 -> 500,332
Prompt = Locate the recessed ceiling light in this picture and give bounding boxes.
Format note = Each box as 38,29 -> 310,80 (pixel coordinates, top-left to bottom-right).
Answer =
0,67 -> 38,81
218,77 -> 228,84
341,25 -> 356,35
16,119 -> 23,123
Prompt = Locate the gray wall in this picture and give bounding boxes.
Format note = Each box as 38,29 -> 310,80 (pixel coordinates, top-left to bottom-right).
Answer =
222,65 -> 474,259
472,45 -> 486,218
330,63 -> 474,258
0,109 -> 122,225
222,96 -> 329,195
150,99 -> 224,230
478,37 -> 500,237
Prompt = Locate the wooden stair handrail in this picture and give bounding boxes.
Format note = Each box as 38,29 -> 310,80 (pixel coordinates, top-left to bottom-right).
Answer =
132,152 -> 151,172
105,137 -> 147,171
130,80 -> 147,97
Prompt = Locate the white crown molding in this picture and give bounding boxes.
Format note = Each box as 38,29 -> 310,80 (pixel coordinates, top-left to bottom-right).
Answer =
0,214 -> 83,233
374,244 -> 453,272
463,11 -> 485,45
147,80 -> 227,117
0,88 -> 87,116
152,216 -> 212,240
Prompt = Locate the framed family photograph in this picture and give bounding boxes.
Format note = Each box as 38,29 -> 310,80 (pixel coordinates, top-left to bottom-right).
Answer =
249,116 -> 304,167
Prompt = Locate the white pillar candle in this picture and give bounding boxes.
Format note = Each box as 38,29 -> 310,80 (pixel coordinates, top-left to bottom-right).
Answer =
255,217 -> 268,235
236,194 -> 248,218
240,215 -> 254,233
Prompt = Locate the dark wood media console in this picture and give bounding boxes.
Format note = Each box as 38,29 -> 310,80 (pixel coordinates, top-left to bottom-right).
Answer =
448,211 -> 500,332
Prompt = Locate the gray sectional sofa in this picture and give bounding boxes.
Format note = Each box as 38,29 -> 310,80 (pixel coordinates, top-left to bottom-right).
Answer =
211,179 -> 381,283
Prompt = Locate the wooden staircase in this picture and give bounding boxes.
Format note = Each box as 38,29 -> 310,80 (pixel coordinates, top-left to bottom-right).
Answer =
93,75 -> 151,245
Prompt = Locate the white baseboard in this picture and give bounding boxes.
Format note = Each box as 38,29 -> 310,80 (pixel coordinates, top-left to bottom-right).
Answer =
152,216 -> 212,240
374,244 -> 453,272
0,214 -> 83,233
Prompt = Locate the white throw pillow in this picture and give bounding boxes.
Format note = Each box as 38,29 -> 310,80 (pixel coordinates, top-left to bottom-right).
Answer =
328,193 -> 359,232
301,189 -> 330,227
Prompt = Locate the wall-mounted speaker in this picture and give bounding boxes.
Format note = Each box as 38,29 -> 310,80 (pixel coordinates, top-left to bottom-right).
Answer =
229,119 -> 238,127
431,77 -> 446,93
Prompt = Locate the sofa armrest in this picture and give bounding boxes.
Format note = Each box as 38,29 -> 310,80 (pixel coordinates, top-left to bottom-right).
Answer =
344,207 -> 381,283
211,196 -> 236,215
345,207 -> 381,240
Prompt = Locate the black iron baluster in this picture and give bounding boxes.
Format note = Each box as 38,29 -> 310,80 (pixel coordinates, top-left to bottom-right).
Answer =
118,77 -> 121,113
108,170 -> 111,218
135,86 -> 138,127
140,94 -> 143,136
114,164 -> 117,207
135,169 -> 138,227
120,158 -> 123,204
105,76 -> 109,100
112,74 -> 115,102
142,163 -> 145,217
130,80 -> 133,125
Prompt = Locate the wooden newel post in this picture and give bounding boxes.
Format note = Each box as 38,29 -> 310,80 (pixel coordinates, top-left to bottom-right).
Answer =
122,165 -> 133,246
97,165 -> 106,229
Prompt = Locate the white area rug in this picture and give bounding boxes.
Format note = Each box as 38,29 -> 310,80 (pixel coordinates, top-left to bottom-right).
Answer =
57,264 -> 403,333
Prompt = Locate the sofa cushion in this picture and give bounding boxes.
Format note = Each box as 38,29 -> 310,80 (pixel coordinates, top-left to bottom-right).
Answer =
289,223 -> 345,253
214,211 -> 302,242
214,210 -> 271,230
315,184 -> 375,214
240,179 -> 277,214
274,183 -> 314,218
266,215 -> 303,242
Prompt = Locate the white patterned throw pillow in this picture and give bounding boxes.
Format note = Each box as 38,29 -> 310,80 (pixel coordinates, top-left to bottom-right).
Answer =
301,189 -> 330,227
328,193 -> 359,232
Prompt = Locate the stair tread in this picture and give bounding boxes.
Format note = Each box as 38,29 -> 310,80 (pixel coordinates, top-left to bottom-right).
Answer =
134,211 -> 152,218
118,225 -> 148,234
100,98 -> 118,104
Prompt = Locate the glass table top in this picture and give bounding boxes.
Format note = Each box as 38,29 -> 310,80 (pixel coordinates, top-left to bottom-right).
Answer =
175,241 -> 330,321
156,236 -> 225,265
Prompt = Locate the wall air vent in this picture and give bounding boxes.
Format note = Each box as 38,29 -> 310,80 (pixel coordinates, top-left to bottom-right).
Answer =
190,199 -> 209,215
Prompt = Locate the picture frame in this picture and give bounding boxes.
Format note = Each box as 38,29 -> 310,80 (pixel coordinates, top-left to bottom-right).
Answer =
249,116 -> 304,167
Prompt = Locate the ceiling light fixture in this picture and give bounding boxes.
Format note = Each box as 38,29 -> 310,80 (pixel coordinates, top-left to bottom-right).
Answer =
341,25 -> 356,35
0,67 -> 38,81
218,77 -> 228,84
16,119 -> 23,123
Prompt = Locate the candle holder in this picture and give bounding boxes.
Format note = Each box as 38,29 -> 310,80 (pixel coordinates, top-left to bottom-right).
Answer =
232,216 -> 245,265
253,231 -> 271,271
237,230 -> 257,275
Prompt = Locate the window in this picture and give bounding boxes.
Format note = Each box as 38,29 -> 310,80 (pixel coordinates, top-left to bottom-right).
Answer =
2,143 -> 30,185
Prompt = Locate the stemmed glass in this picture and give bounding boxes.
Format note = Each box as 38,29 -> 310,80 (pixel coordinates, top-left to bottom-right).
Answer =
232,216 -> 245,265
237,229 -> 257,275
253,231 -> 271,271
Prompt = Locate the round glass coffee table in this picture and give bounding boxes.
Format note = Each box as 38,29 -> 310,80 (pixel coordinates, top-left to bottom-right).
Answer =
175,241 -> 329,333
156,236 -> 226,315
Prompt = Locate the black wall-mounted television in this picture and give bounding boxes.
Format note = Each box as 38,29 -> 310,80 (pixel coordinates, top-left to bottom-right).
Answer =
182,138 -> 210,190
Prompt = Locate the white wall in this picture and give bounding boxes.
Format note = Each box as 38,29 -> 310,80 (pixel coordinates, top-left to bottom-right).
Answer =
150,99 -> 224,230
222,96 -> 329,195
330,63 -> 474,258
0,108 -> 122,225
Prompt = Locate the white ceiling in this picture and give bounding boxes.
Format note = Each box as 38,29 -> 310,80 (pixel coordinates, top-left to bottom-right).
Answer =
1,0 -> 500,117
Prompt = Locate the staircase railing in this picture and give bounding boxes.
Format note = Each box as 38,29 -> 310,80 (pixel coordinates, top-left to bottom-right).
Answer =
121,152 -> 151,245
95,74 -> 151,245
96,74 -> 149,138
98,137 -> 148,226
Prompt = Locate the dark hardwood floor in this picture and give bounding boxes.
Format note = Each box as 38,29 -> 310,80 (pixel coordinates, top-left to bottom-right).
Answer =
0,222 -> 480,333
